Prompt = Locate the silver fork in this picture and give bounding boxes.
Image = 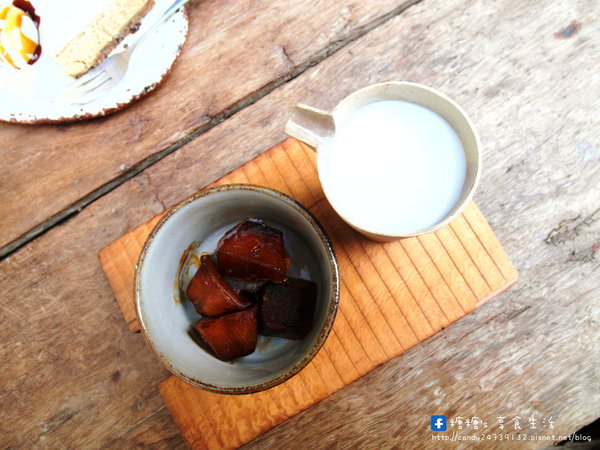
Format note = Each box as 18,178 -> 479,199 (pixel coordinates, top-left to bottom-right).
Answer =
67,0 -> 190,105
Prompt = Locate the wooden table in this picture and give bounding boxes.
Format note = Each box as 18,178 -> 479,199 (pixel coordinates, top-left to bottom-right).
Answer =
1,0 -> 598,448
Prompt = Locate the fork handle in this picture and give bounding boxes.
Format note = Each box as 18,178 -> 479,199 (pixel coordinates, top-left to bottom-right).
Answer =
129,0 -> 191,48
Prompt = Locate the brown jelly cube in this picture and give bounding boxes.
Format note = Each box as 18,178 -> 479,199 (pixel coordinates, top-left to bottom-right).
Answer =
259,277 -> 317,340
186,255 -> 251,317
193,305 -> 258,361
216,218 -> 290,283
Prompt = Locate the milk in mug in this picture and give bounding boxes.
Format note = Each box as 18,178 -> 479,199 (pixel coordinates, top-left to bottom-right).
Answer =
318,100 -> 467,235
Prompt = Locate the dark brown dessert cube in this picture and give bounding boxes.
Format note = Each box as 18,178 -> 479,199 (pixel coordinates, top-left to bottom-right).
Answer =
193,305 -> 258,361
259,277 -> 317,340
238,289 -> 260,305
226,277 -> 267,294
216,218 -> 290,283
186,255 -> 251,317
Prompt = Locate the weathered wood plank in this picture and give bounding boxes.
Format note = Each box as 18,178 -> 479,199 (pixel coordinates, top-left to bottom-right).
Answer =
0,0 -> 419,255
0,0 -> 598,448
100,407 -> 185,450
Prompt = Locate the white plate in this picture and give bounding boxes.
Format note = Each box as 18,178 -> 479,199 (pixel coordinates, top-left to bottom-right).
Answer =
0,0 -> 188,124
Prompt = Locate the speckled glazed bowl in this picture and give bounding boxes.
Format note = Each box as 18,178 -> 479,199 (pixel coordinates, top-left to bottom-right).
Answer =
135,184 -> 339,394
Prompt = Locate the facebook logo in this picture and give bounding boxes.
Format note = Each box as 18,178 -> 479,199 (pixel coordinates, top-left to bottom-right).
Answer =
430,415 -> 447,431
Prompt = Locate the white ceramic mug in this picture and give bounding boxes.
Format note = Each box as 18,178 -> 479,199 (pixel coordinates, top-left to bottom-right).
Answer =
285,81 -> 481,241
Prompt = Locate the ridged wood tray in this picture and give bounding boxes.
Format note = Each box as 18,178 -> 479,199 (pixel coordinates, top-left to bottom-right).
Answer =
99,138 -> 518,449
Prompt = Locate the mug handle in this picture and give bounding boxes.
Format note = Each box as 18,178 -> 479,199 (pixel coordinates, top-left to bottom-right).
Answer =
284,104 -> 335,150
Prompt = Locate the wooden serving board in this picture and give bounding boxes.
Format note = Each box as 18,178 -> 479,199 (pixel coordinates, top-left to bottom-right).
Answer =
99,138 -> 518,449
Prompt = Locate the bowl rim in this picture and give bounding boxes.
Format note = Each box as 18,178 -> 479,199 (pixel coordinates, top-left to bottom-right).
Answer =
134,183 -> 340,394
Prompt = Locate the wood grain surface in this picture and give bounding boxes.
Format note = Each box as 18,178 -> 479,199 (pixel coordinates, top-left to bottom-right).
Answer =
99,138 -> 517,448
0,0 -> 598,448
0,0 -> 419,256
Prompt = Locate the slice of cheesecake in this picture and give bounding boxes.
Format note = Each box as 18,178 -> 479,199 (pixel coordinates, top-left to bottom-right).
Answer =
55,0 -> 154,78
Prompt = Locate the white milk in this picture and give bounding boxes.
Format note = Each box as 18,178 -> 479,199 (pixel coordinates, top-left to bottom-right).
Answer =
318,100 -> 466,235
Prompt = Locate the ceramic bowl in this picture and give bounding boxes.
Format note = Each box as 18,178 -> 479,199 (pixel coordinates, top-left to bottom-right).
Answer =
135,184 -> 339,394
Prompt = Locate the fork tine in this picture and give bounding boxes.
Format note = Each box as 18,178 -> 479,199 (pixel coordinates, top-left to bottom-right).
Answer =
75,70 -> 105,88
79,74 -> 112,95
66,72 -> 113,105
65,68 -> 104,93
